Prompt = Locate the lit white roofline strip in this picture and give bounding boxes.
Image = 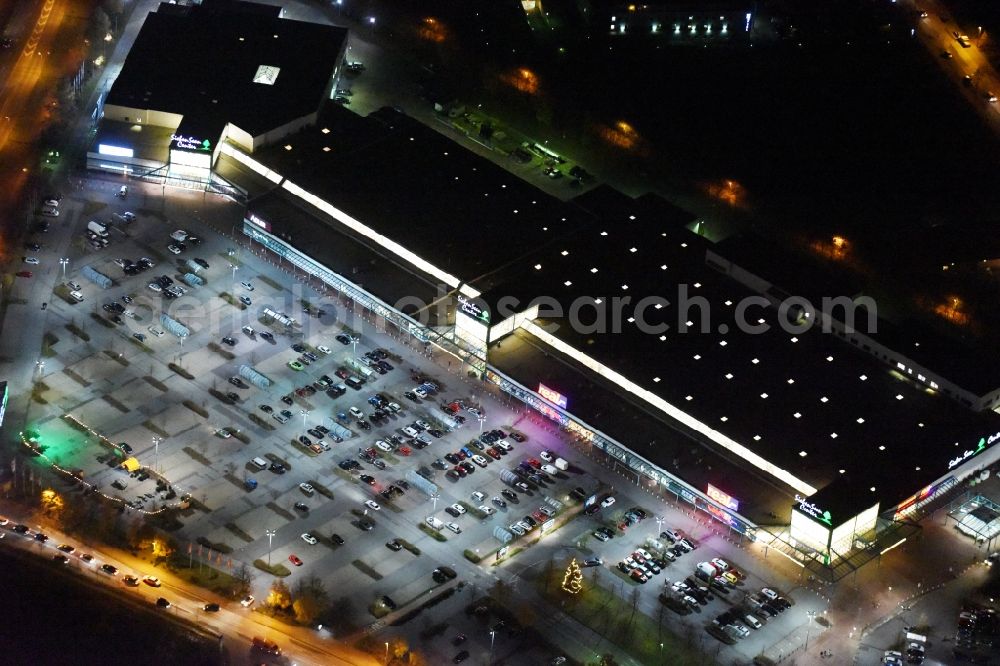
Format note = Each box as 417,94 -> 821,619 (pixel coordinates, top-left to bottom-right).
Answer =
282,179 -> 467,291
521,320 -> 818,496
220,143 -> 282,184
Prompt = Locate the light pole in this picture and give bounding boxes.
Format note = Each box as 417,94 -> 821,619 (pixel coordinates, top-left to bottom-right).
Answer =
804,610 -> 816,650
351,337 -> 359,358
152,436 -> 161,472
300,409 -> 309,428
655,515 -> 665,537
478,414 -> 486,433
430,492 -> 440,511
266,529 -> 276,566
230,263 -> 238,281
489,629 -> 496,663
59,257 -> 69,277
384,641 -> 389,665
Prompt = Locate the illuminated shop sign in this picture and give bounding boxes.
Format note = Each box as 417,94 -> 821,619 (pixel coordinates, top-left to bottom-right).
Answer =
248,214 -> 270,231
706,483 -> 739,512
794,494 -> 832,526
457,294 -> 490,324
538,383 -> 568,408
948,431 -> 1000,470
171,134 -> 212,151
98,144 -> 134,158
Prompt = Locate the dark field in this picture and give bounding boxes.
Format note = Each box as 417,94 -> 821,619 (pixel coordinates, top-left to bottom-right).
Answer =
0,546 -> 222,666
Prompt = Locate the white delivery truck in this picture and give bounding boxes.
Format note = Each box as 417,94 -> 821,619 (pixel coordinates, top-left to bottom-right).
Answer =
87,220 -> 110,237
554,457 -> 569,470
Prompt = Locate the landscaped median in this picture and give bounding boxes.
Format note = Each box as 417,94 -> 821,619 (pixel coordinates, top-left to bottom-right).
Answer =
418,523 -> 447,541
253,559 -> 291,577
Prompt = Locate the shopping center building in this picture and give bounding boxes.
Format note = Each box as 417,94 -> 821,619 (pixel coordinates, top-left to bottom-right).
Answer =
87,0 -> 348,190
94,1 -> 1000,579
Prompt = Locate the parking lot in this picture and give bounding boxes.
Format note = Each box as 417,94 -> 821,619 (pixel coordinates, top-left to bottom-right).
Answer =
12,177 -> 829,664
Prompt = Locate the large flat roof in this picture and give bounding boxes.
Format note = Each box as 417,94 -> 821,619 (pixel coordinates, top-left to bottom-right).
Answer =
481,218 -> 1000,518
107,0 -> 346,139
251,106 -> 596,285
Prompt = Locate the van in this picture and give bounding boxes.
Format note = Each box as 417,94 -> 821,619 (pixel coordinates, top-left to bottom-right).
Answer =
744,614 -> 762,629
69,291 -> 84,302
250,457 -> 268,470
425,516 -> 444,530
541,464 -> 559,476
554,457 -> 569,470
170,229 -> 188,242
696,562 -> 718,579
357,366 -> 374,379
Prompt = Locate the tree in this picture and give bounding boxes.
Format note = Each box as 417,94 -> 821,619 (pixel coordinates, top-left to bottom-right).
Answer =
233,562 -> 255,597
561,558 -> 583,594
293,595 -> 321,625
266,579 -> 292,610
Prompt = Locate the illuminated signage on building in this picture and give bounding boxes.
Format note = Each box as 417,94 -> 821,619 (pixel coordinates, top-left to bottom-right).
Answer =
538,383 -> 568,408
457,294 -> 490,324
706,483 -> 739,512
794,494 -> 832,526
171,134 -> 212,151
98,144 -> 134,158
948,431 -> 1000,470
248,214 -> 270,231
0,381 -> 7,427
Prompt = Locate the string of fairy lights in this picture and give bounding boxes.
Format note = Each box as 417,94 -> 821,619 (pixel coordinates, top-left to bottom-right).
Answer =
20,415 -> 185,516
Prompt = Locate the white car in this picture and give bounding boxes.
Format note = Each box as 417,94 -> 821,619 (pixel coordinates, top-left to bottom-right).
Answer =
299,482 -> 315,495
600,496 -> 616,508
148,326 -> 165,337
509,523 -> 525,536
479,505 -> 495,515
23,257 -> 39,264
69,291 -> 84,302
471,454 -> 489,468
148,282 -> 162,292
44,199 -> 59,208
413,387 -> 428,398
166,245 -> 181,255
760,587 -> 778,600
240,595 -> 255,607
446,522 -> 462,534
449,503 -> 467,515
364,500 -> 381,511
317,345 -> 332,354
471,491 -> 486,502
711,558 -> 730,572
415,419 -> 431,430
375,440 -> 393,452
240,281 -> 254,291
349,407 -> 365,419
541,464 -> 558,475
301,533 -> 318,545
387,402 -> 401,413
539,450 -> 554,462
123,310 -> 136,319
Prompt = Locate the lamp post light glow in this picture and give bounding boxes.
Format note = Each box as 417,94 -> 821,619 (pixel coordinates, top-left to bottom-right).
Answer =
430,492 -> 440,511
152,436 -> 161,472
804,610 -> 816,649
266,529 -> 276,566
59,257 -> 69,277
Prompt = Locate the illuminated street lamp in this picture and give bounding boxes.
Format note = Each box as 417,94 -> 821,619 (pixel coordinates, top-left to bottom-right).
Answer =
430,492 -> 440,511
489,629 -> 496,662
384,641 -> 389,665
59,257 -> 69,277
300,409 -> 309,428
152,436 -> 161,472
266,529 -> 276,566
478,414 -> 486,433
804,610 -> 816,649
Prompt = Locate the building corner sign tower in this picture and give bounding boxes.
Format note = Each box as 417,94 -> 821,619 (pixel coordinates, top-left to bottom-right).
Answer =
794,494 -> 832,526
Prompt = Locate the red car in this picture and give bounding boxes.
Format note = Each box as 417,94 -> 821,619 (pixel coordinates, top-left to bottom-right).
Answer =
454,465 -> 468,477
335,368 -> 351,379
398,446 -> 412,456
288,554 -> 303,566
527,458 -> 541,469
15,271 -> 32,278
